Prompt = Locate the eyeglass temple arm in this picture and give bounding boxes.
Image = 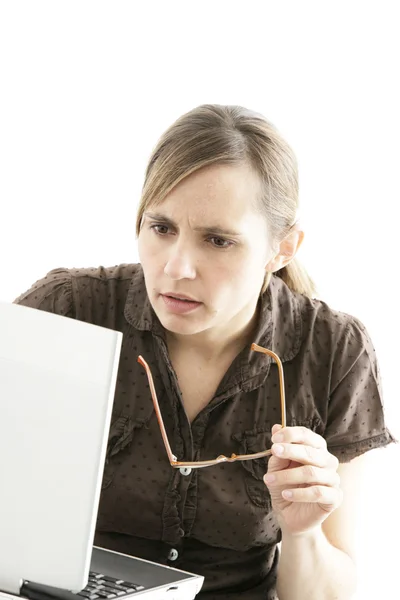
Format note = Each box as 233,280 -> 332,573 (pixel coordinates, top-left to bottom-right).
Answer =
251,343 -> 286,429
137,355 -> 178,463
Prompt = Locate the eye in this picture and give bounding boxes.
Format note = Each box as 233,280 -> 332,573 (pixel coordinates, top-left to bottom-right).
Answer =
208,236 -> 234,249
150,223 -> 170,235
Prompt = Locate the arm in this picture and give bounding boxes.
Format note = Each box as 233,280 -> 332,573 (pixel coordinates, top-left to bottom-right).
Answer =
276,453 -> 367,600
277,525 -> 355,600
270,316 -> 395,599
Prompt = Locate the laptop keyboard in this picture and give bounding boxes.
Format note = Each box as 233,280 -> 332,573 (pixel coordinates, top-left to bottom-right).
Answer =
76,572 -> 145,598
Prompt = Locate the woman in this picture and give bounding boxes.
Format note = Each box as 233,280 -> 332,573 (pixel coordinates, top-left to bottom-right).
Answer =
15,104 -> 395,600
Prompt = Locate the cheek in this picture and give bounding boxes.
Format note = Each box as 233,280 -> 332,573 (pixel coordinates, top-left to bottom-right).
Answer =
225,255 -> 266,295
138,232 -> 157,266
209,254 -> 261,288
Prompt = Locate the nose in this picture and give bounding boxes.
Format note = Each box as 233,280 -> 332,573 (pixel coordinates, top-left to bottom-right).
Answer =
164,242 -> 197,280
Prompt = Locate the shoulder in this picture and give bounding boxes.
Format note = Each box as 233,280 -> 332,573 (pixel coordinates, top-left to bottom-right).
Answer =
266,276 -> 371,365
13,263 -> 141,317
66,263 -> 140,283
300,294 -> 373,357
294,294 -> 380,397
67,264 -> 141,309
13,267 -> 73,313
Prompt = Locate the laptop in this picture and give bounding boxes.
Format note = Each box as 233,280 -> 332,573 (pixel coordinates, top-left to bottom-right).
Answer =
0,301 -> 204,600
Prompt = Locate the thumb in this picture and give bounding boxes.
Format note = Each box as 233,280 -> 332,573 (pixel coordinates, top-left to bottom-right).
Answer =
267,424 -> 288,474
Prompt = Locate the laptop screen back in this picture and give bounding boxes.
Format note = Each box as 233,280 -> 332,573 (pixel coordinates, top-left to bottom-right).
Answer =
0,302 -> 122,595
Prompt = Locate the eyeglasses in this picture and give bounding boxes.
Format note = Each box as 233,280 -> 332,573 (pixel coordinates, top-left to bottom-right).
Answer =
137,343 -> 286,469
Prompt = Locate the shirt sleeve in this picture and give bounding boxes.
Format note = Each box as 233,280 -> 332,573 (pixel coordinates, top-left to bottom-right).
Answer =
324,315 -> 397,462
13,268 -> 75,318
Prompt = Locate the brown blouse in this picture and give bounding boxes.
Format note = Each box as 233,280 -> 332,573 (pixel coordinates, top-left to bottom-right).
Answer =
14,263 -> 396,599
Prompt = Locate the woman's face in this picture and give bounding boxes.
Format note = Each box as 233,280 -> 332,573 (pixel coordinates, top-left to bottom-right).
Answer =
138,163 -> 276,339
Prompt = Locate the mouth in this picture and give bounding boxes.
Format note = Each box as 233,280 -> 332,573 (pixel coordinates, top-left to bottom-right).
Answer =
162,293 -> 200,302
160,293 -> 203,313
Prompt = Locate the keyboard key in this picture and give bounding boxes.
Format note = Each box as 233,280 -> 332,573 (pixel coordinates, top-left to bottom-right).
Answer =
115,587 -> 134,594
86,587 -> 104,594
118,583 -> 139,591
77,592 -> 100,599
102,577 -> 125,586
102,586 -> 122,595
108,585 -> 132,594
87,583 -> 101,590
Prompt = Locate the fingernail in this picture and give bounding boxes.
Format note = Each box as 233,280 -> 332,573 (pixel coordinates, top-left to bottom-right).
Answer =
264,474 -> 275,484
273,444 -> 284,455
282,490 -> 293,499
272,433 -> 284,443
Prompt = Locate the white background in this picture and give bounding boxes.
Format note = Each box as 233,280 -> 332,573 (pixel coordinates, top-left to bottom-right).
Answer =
0,2 -> 399,598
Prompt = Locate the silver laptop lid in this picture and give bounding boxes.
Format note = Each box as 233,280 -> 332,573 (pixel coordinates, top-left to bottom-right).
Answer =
0,302 -> 122,595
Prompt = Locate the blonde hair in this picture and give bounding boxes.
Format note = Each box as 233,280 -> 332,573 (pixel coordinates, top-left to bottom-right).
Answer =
136,104 -> 318,298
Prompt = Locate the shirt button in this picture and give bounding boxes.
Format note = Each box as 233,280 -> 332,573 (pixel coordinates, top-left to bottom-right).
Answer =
168,548 -> 179,561
179,467 -> 192,476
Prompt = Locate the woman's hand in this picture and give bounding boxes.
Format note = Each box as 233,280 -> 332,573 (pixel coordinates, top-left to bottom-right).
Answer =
263,424 -> 343,536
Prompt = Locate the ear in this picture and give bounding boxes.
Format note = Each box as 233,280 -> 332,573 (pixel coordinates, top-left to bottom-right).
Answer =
265,228 -> 305,272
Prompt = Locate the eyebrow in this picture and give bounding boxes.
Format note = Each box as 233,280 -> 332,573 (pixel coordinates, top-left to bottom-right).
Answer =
143,212 -> 243,237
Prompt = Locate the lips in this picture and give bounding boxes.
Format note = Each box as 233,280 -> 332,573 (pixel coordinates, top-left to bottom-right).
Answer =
160,293 -> 202,314
163,293 -> 199,302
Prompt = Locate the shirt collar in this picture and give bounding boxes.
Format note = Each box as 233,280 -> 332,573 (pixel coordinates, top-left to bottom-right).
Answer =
124,265 -> 302,369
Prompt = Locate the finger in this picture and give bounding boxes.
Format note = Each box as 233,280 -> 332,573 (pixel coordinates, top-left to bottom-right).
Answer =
271,423 -> 283,436
271,425 -> 327,450
266,453 -> 292,474
271,443 -> 339,470
264,464 -> 341,488
281,485 -> 343,509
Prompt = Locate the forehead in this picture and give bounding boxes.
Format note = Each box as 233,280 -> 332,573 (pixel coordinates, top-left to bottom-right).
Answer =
157,163 -> 262,220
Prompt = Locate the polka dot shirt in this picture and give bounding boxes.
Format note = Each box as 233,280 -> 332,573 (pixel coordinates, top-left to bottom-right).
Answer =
14,264 -> 396,599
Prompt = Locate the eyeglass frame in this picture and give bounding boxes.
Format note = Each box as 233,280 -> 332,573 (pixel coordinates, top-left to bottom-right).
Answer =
137,343 -> 286,469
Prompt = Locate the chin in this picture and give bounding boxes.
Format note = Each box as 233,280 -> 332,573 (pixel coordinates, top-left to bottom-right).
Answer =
158,315 -> 204,336
153,305 -> 207,336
